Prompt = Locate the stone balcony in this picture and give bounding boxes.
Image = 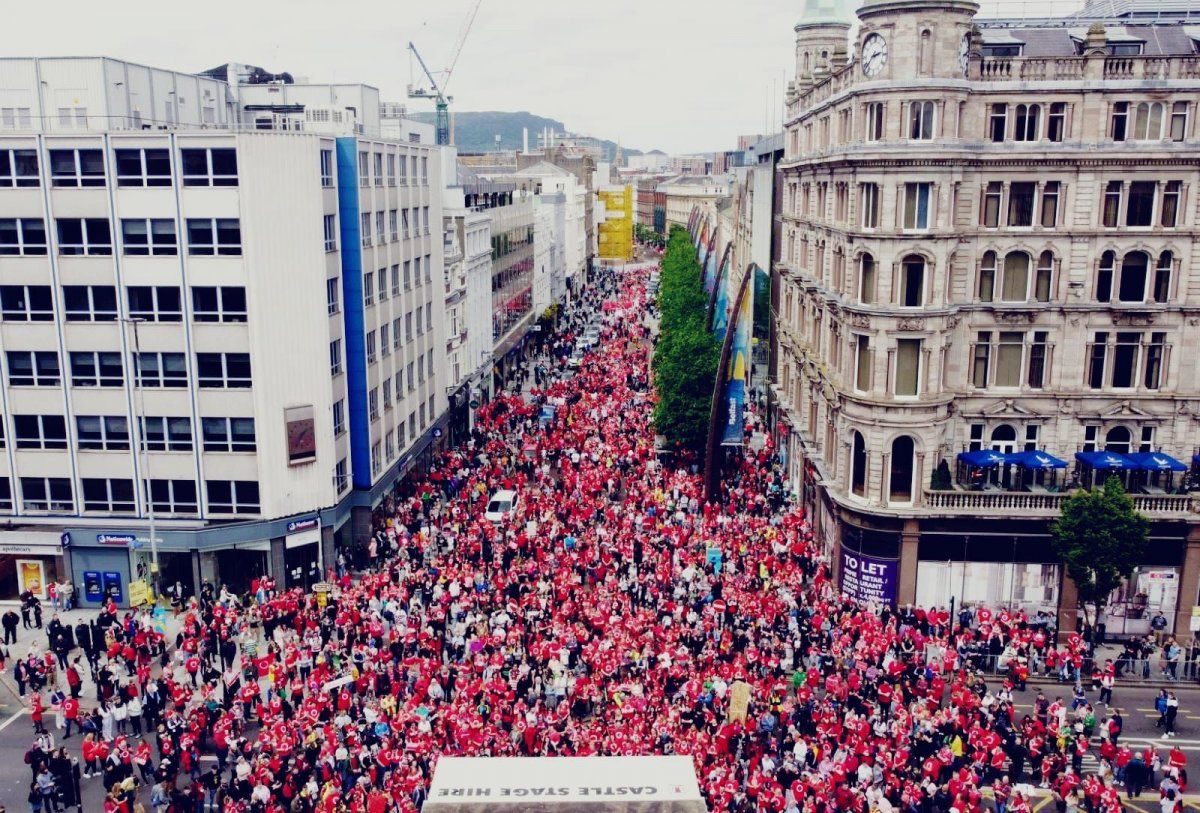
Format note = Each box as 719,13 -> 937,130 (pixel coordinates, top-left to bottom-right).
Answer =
923,488 -> 1198,517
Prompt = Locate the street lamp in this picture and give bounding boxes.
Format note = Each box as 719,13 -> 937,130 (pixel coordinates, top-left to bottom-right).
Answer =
120,316 -> 159,600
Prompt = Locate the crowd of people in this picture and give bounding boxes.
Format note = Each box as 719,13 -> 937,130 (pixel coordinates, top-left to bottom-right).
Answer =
7,259 -> 1193,813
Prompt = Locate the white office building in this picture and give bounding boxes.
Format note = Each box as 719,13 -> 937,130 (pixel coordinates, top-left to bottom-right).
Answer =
0,57 -> 449,603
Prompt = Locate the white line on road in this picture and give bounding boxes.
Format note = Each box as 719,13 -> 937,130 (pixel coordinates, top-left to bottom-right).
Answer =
0,709 -> 25,731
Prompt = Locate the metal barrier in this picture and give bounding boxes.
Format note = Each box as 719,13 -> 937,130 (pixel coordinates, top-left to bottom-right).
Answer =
934,650 -> 1200,684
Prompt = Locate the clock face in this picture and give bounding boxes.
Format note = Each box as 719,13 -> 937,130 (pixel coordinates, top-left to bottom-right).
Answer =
862,33 -> 888,77
960,33 -> 972,77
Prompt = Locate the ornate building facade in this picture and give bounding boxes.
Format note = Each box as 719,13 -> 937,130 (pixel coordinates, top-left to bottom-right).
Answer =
772,0 -> 1200,636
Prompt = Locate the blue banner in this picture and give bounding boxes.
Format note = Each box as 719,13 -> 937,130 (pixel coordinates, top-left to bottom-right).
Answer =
720,379 -> 746,446
704,244 -> 719,295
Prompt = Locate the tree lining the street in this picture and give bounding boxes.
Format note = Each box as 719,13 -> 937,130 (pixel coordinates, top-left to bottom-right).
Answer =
1050,475 -> 1151,630
653,226 -> 719,451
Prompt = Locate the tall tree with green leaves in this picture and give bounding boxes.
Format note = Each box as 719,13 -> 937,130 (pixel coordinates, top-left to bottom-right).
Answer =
652,226 -> 720,451
1050,476 -> 1150,630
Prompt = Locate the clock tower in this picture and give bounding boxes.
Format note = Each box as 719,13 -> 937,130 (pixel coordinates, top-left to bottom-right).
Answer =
856,0 -> 979,82
793,0 -> 854,90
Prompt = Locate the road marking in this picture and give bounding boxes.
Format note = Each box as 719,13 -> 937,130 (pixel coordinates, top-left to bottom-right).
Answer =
0,709 -> 25,731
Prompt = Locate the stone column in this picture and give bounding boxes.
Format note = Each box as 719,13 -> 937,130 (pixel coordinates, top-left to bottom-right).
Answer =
269,537 -> 287,586
1057,570 -> 1080,643
898,519 -> 920,606
320,523 -> 336,581
1172,524 -> 1200,638
190,550 -> 202,597
351,505 -> 373,546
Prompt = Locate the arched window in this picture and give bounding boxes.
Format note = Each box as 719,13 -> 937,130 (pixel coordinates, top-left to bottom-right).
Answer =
919,30 -> 933,76
1002,251 -> 1030,301
1015,104 -> 1041,141
851,431 -> 868,497
859,253 -> 876,304
1133,102 -> 1164,140
900,254 -> 926,307
1118,251 -> 1149,302
978,250 -> 997,302
889,436 -> 916,503
1097,250 -> 1116,302
1036,251 -> 1054,302
1155,250 -> 1173,302
1104,426 -> 1132,454
990,424 -> 1018,453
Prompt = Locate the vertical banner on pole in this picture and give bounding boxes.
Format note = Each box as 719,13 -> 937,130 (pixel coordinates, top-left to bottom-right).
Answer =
720,265 -> 755,447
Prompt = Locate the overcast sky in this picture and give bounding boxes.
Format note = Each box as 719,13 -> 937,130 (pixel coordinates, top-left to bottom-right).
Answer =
14,0 -> 1085,155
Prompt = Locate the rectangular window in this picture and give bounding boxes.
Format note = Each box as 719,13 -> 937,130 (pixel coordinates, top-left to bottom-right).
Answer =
1170,101 -> 1189,142
361,212 -> 372,247
387,154 -> 396,186
359,151 -> 369,186
393,318 -> 402,350
144,479 -> 198,513
7,351 -> 58,387
202,417 -> 256,452
988,103 -> 1008,142
0,219 -> 47,256
1102,181 -> 1122,228
57,218 -> 112,255
1088,332 -> 1108,389
81,478 -> 135,513
1028,331 -> 1048,389
391,265 -> 400,297
326,278 -> 340,315
1126,181 -> 1156,227
0,285 -> 53,322
334,459 -> 348,493
369,388 -> 379,420
1111,101 -> 1129,141
1040,182 -> 1060,228
364,272 -> 374,306
140,416 -> 192,452
20,477 -> 73,512
381,324 -> 390,356
114,148 -> 171,187
995,331 -> 1024,387
14,414 -> 67,449
376,211 -> 385,242
332,399 -> 345,436
972,332 -> 991,388
1047,102 -> 1067,142
62,285 -> 118,322
329,339 -> 342,375
1161,181 -> 1181,228
69,351 -> 122,387
49,149 -> 104,187
122,219 -> 178,256
903,183 -> 931,230
135,352 -> 187,388
854,336 -> 871,392
373,153 -> 383,186
323,214 -> 337,251
366,330 -> 377,363
389,210 -> 399,241
127,286 -> 182,322
76,415 -> 130,451
1145,332 -> 1166,390
180,148 -> 237,186
1112,332 -> 1140,388
982,182 -> 1002,228
196,353 -> 250,388
1007,182 -> 1036,227
865,103 -> 884,141
320,149 -> 334,187
206,480 -> 260,515
186,218 -> 242,255
422,207 -> 431,234
859,183 -> 879,229
192,286 -> 247,322
0,149 -> 39,188
377,269 -> 387,301
894,338 -> 921,397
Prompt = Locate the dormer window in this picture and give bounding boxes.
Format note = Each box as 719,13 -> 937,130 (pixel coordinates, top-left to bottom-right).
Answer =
1106,42 -> 1144,56
982,44 -> 1021,58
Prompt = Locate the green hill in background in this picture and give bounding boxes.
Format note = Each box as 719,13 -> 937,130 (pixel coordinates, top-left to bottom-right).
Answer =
410,110 -> 646,161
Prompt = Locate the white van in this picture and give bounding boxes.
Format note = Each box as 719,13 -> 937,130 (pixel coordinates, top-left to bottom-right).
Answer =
484,489 -> 518,522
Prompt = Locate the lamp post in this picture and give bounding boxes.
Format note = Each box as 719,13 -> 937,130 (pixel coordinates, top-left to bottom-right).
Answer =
121,316 -> 159,600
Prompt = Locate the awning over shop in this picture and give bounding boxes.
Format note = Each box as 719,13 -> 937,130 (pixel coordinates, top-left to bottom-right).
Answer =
1126,451 -> 1188,472
1074,451 -> 1135,470
957,450 -> 1008,468
1008,450 -> 1068,470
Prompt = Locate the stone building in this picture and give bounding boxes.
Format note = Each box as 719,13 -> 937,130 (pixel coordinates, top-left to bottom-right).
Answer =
771,0 -> 1200,636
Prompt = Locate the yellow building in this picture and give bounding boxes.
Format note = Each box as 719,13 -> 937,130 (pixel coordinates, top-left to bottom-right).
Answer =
596,185 -> 634,261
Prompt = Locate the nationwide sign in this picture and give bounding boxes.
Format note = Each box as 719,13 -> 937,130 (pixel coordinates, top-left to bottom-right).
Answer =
96,534 -> 137,546
286,517 -> 320,534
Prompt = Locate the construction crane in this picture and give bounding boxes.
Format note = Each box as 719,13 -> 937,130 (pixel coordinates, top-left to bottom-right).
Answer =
407,0 -> 484,146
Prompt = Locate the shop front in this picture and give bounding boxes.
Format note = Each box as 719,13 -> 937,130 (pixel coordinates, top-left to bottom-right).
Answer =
214,542 -> 270,595
0,532 -> 67,600
68,533 -> 136,607
282,517 -> 322,589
